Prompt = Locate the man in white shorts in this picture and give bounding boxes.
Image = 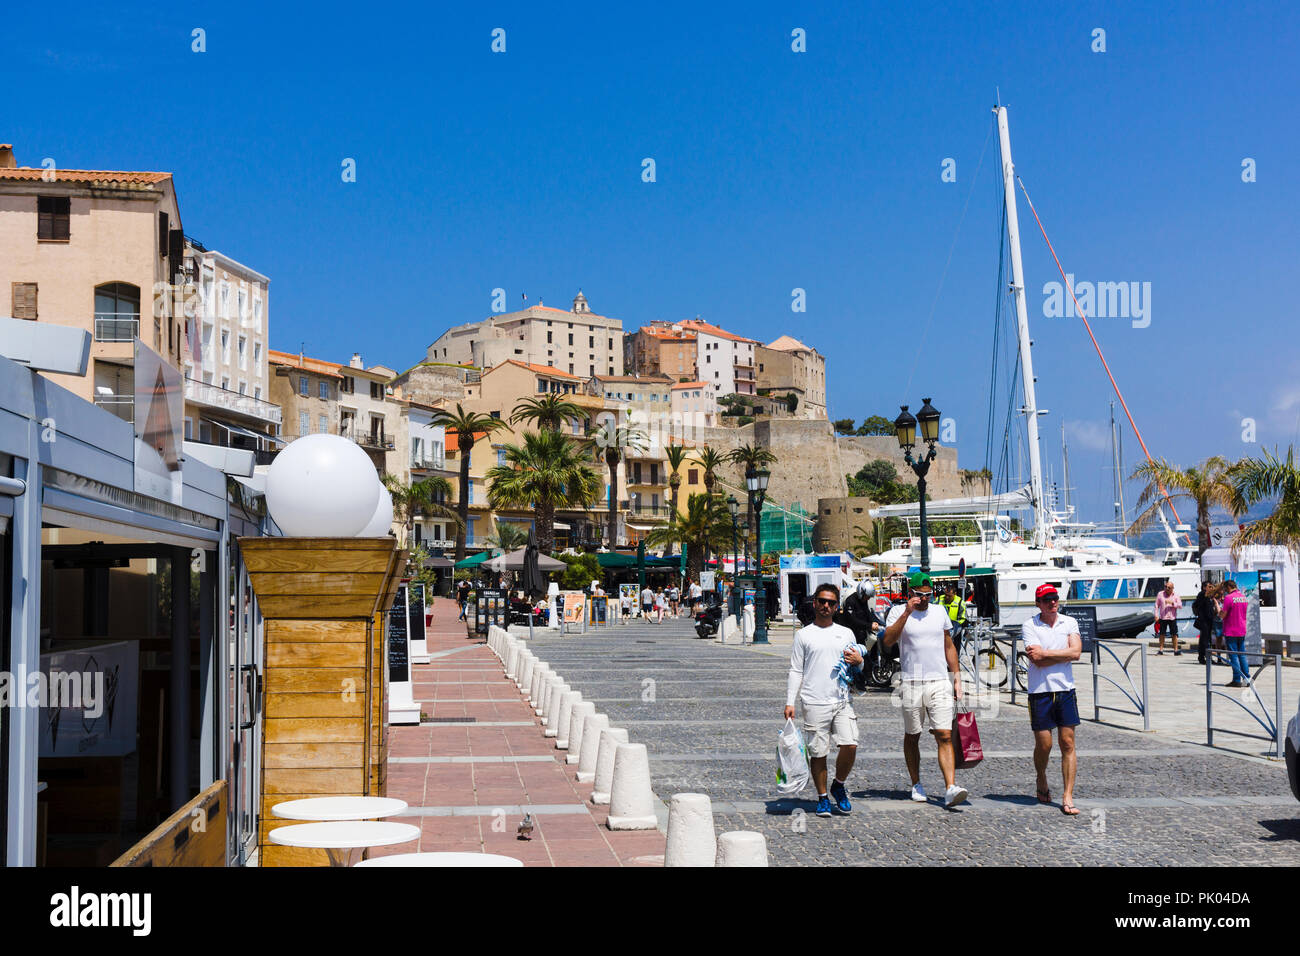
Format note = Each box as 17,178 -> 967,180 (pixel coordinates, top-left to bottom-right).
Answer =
784,583 -> 868,817
882,571 -> 968,807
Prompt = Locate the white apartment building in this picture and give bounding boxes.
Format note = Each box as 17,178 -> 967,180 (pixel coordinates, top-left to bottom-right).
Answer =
426,291 -> 625,378
677,319 -> 758,398
670,380 -> 717,432
183,242 -> 279,451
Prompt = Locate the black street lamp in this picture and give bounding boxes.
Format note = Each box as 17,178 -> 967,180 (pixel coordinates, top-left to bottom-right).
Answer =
745,465 -> 771,644
894,398 -> 942,572
726,495 -> 740,617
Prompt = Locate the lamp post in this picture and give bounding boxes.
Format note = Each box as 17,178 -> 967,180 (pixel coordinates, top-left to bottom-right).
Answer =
745,466 -> 771,644
893,398 -> 942,573
727,495 -> 740,617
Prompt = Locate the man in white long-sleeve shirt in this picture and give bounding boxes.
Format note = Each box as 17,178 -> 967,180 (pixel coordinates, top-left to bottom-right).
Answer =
784,583 -> 867,817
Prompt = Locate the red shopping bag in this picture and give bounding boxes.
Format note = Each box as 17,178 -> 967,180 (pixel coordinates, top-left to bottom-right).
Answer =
951,708 -> 984,769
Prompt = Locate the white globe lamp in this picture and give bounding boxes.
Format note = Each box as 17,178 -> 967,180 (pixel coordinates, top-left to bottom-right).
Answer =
265,434 -> 381,537
358,486 -> 394,537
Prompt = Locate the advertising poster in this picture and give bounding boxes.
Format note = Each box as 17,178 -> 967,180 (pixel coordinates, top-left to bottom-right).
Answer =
561,591 -> 586,626
39,642 -> 138,758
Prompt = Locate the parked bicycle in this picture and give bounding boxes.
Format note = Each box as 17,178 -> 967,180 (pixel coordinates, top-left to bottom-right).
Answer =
957,618 -> 1029,692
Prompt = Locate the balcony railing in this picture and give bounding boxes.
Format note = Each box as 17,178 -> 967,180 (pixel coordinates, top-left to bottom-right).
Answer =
627,474 -> 666,487
185,377 -> 283,425
94,394 -> 134,424
627,504 -> 673,518
94,314 -> 140,343
341,426 -> 395,451
410,454 -> 448,471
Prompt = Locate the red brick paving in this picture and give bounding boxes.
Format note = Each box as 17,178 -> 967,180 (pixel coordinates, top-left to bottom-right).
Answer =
373,597 -> 665,867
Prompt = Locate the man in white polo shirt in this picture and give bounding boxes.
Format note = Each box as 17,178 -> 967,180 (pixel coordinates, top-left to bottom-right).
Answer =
882,571 -> 968,807
1022,583 -> 1083,816
784,583 -> 868,818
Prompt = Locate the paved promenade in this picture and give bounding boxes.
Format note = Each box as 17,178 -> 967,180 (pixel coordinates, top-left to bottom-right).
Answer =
527,615 -> 1300,866
374,599 -> 665,866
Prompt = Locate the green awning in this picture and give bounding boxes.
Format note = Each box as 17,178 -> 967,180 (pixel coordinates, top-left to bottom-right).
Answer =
454,552 -> 491,569
596,552 -> 640,568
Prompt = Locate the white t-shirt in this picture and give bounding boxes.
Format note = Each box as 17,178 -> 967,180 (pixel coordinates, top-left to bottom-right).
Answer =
885,603 -> 952,681
640,588 -> 654,605
689,583 -> 702,599
786,622 -> 867,707
1021,613 -> 1080,694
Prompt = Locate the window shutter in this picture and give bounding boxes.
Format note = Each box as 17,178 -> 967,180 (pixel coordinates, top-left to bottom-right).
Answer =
168,229 -> 184,283
158,212 -> 169,259
12,282 -> 38,320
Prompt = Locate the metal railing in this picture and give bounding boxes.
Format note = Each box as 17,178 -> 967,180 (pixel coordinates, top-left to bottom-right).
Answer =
94,314 -> 140,342
1089,638 -> 1150,730
410,454 -> 447,471
627,504 -> 673,517
340,427 -> 394,450
1206,651 -> 1285,758
94,394 -> 134,424
184,377 -> 283,425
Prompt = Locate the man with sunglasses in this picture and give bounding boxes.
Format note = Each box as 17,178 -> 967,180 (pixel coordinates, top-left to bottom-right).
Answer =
1021,583 -> 1082,815
784,583 -> 868,817
882,571 -> 968,807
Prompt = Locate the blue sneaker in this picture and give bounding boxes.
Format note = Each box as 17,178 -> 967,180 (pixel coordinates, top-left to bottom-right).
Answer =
815,795 -> 833,817
830,780 -> 852,814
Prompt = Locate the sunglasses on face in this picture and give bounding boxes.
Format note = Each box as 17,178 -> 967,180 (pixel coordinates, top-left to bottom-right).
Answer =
913,590 -> 932,598
814,597 -> 838,606
1037,596 -> 1059,604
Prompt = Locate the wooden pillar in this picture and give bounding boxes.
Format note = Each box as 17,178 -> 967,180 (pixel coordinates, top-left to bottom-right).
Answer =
238,538 -> 404,867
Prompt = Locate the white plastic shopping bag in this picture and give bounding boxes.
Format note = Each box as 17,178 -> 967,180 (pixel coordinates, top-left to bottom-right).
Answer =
775,717 -> 810,796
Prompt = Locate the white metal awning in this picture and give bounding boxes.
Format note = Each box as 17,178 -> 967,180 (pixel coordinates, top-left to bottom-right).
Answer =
870,484 -> 1034,518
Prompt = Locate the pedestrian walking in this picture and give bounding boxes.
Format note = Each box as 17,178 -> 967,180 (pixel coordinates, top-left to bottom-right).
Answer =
688,577 -> 703,613
783,583 -> 867,817
667,584 -> 680,618
456,578 -> 470,622
1021,583 -> 1083,816
640,584 -> 654,620
1153,579 -> 1182,655
1192,580 -> 1215,665
1210,584 -> 1229,664
881,571 -> 968,807
1220,580 -> 1250,687
938,581 -> 967,654
654,588 -> 667,624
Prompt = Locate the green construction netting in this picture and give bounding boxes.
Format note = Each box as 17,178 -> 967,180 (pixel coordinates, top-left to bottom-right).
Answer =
759,501 -> 814,554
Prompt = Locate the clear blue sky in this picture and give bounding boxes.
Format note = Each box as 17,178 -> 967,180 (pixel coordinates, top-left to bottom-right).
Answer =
5,1 -> 1298,526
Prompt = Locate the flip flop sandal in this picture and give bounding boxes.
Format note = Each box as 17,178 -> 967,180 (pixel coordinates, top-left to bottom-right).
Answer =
1036,788 -> 1051,805
1060,804 -> 1080,816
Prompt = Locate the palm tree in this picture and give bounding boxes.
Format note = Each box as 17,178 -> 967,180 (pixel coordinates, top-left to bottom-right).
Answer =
592,421 -> 647,547
485,429 -> 602,553
693,445 -> 727,497
726,443 -> 779,560
382,474 -> 459,548
1227,446 -> 1300,555
510,394 -> 586,433
1126,455 -> 1240,558
429,404 -> 508,560
645,493 -> 734,580
662,443 -> 690,557
483,521 -> 528,555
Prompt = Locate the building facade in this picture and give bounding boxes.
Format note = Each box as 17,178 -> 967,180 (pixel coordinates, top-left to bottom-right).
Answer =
756,335 -> 827,420
624,324 -> 698,381
426,291 -> 625,379
677,319 -> 758,398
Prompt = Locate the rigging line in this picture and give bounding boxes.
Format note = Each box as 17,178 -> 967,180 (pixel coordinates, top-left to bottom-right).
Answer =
1014,173 -> 1192,547
902,119 -> 994,398
984,179 -> 1009,511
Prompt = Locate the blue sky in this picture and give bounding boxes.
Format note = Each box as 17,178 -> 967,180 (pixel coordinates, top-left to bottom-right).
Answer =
5,1 -> 1298,527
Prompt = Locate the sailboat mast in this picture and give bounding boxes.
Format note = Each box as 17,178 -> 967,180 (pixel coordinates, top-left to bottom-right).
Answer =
1061,420 -> 1072,516
995,106 -> 1050,547
1111,401 -> 1127,545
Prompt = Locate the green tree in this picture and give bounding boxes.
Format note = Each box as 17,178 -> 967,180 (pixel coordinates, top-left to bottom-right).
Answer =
855,415 -> 897,437
694,445 -> 727,497
509,394 -> 586,433
785,393 -> 798,414
382,474 -> 459,548
833,418 -> 856,435
485,429 -> 602,554
1127,455 -> 1240,558
592,421 -> 647,547
556,551 -> 601,591
645,493 -> 734,580
429,404 -> 508,560
483,521 -> 528,555
663,442 -> 691,558
1227,446 -> 1300,555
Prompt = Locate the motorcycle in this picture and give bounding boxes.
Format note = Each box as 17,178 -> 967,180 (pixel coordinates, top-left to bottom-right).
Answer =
694,601 -> 724,639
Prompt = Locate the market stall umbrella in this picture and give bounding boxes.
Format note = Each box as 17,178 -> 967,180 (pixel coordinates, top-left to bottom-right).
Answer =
454,552 -> 490,570
484,547 -> 565,573
522,526 -> 548,600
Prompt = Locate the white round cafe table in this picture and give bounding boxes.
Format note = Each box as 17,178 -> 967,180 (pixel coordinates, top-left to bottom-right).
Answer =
354,852 -> 523,868
268,821 -> 420,867
272,797 -> 408,821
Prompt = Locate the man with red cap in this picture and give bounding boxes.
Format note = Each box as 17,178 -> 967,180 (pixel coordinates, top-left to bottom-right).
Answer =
1022,583 -> 1083,815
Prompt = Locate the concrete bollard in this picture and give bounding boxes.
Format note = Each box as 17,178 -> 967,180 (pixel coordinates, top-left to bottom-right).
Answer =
575,713 -> 610,782
539,674 -> 564,720
606,743 -> 658,830
565,702 -> 596,763
664,793 -> 716,867
718,614 -> 739,644
505,643 -> 521,680
554,690 -> 583,747
590,727 -> 629,804
518,652 -> 536,692
716,831 -> 768,867
529,665 -> 551,709
543,682 -> 571,735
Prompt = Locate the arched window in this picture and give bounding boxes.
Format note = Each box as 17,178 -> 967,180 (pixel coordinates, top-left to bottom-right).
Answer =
94,282 -> 140,342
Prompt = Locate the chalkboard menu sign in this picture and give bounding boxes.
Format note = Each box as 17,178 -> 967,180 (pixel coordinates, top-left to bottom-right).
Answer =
475,588 -> 506,635
388,584 -> 410,684
1059,604 -> 1098,654
408,584 -> 426,642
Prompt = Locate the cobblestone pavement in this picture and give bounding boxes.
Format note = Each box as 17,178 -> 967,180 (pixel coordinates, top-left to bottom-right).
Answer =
526,618 -> 1300,866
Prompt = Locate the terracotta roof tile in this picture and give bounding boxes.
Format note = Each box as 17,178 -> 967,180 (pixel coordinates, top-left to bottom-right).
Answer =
488,359 -> 581,380
0,168 -> 171,187
267,349 -> 344,378
671,381 -> 709,389
677,319 -> 758,344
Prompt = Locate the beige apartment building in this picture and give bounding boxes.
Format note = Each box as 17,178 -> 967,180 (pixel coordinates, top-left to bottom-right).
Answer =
756,335 -> 827,420
427,291 -> 625,378
182,241 -> 280,453
268,349 -> 342,445
625,324 -> 698,380
0,144 -> 186,414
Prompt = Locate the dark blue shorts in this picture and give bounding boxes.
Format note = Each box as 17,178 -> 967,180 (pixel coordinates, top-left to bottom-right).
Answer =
1029,689 -> 1080,731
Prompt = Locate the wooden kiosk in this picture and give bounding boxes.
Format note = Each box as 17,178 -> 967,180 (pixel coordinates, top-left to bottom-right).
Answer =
238,537 -> 407,866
